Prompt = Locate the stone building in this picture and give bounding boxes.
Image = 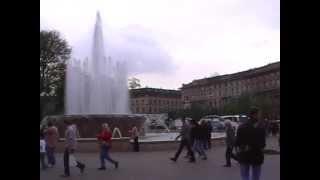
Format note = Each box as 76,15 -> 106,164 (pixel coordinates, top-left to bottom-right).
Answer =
180,62 -> 280,119
130,88 -> 182,114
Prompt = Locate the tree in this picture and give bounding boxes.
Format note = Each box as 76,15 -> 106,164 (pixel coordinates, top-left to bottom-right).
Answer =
128,77 -> 141,89
220,93 -> 274,118
40,30 -> 71,121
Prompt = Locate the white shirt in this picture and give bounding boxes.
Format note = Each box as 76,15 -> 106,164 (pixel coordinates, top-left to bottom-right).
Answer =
40,139 -> 46,153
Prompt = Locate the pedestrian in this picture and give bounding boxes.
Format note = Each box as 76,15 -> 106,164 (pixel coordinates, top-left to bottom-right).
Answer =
40,133 -> 48,170
223,120 -> 238,167
170,117 -> 195,163
206,120 -> 213,149
191,119 -> 207,160
97,123 -> 119,170
60,120 -> 85,178
200,120 -> 210,150
235,107 -> 266,180
44,121 -> 59,167
129,126 -> 140,152
272,122 -> 279,137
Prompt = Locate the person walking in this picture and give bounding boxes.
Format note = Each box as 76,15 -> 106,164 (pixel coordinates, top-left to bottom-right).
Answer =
235,107 -> 266,180
170,117 -> 195,163
44,121 -> 59,167
129,126 -> 140,152
97,123 -> 119,170
40,133 -> 48,170
223,120 -> 238,167
191,119 -> 207,160
61,120 -> 85,177
200,120 -> 210,150
206,120 -> 213,149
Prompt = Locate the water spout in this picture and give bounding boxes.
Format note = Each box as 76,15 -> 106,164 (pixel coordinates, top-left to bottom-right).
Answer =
112,127 -> 122,138
66,11 -> 130,114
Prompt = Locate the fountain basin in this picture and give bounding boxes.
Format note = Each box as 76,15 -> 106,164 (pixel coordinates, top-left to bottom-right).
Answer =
53,132 -> 226,152
42,114 -> 146,138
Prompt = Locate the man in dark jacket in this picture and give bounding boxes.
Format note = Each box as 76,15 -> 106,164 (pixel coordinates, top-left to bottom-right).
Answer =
207,121 -> 213,149
170,117 -> 195,162
191,119 -> 207,160
235,107 -> 266,180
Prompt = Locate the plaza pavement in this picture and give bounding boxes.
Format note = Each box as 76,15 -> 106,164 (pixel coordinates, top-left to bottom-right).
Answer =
40,136 -> 280,180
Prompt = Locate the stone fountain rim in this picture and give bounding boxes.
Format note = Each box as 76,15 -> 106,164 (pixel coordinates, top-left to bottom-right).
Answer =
44,114 -> 147,119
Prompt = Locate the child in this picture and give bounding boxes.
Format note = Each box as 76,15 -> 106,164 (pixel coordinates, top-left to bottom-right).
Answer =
40,133 -> 47,170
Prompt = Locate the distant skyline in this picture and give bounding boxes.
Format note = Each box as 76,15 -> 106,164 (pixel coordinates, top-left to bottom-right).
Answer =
41,0 -> 280,90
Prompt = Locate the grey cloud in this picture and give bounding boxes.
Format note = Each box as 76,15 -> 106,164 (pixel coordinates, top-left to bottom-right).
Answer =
72,24 -> 177,76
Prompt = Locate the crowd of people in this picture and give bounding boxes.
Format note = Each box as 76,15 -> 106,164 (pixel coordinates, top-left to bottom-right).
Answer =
170,107 -> 269,180
40,107 -> 275,180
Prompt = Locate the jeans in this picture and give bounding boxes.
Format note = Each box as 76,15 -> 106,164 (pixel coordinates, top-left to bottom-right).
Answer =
203,139 -> 209,150
207,137 -> 211,149
193,139 -> 206,158
46,146 -> 56,166
63,148 -> 85,176
173,139 -> 195,161
40,153 -> 47,169
240,163 -> 261,180
100,145 -> 117,168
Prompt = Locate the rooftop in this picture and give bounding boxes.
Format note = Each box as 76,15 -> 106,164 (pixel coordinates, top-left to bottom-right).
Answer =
181,61 -> 280,89
130,88 -> 181,98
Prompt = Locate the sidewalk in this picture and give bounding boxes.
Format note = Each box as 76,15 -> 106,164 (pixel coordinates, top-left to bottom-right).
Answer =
40,137 -> 279,180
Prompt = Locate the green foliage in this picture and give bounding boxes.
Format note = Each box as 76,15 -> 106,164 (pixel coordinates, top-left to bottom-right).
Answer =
182,102 -> 218,121
221,93 -> 274,118
128,77 -> 141,89
40,30 -> 71,121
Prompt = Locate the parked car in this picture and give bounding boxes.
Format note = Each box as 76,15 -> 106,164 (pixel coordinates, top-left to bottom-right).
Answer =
209,119 -> 225,132
221,115 -> 248,124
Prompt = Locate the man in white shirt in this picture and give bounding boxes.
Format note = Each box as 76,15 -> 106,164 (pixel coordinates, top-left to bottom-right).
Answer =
61,120 -> 85,178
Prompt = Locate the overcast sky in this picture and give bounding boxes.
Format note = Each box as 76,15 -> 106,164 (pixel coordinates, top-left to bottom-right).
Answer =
40,0 -> 280,90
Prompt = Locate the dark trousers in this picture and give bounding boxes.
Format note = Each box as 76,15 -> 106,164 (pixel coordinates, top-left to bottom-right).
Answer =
225,145 -> 238,165
207,138 -> 211,149
193,139 -> 207,158
46,146 -> 56,166
40,153 -> 47,169
100,145 -> 117,167
133,137 -> 139,152
63,148 -> 85,176
173,139 -> 195,161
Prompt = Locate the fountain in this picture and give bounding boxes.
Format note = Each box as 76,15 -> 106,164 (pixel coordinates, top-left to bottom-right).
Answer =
42,12 -> 145,138
66,12 -> 129,114
41,12 -> 226,152
112,127 -> 123,139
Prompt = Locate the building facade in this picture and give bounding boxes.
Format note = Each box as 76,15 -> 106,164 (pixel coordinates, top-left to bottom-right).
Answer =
130,88 -> 182,114
181,62 -> 280,119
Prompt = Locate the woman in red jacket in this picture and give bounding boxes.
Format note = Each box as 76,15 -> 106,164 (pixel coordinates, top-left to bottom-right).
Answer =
97,123 -> 119,170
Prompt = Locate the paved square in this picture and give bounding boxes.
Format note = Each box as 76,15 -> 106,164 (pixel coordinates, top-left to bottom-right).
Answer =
40,137 -> 280,180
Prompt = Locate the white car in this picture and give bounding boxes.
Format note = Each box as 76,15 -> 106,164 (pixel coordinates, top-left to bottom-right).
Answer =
221,115 -> 248,125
